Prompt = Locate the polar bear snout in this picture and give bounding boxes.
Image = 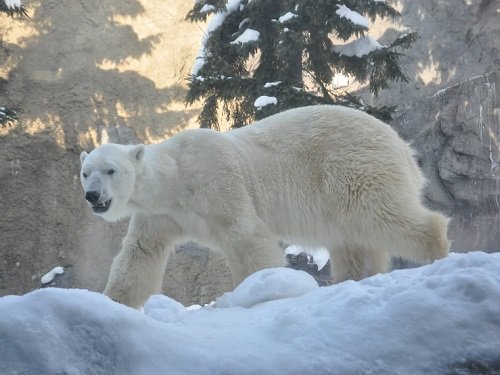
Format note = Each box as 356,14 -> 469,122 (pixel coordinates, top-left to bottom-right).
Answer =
84,190 -> 112,214
85,190 -> 100,204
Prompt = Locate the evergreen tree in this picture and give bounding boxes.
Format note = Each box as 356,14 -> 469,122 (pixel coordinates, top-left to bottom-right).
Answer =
186,0 -> 416,129
0,0 -> 28,127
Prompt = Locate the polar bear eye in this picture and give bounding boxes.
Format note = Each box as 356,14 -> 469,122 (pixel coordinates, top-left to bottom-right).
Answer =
82,173 -> 88,178
107,169 -> 115,175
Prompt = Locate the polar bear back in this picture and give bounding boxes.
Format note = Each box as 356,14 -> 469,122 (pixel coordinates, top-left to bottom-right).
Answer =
129,105 -> 427,249
223,107 -> 418,227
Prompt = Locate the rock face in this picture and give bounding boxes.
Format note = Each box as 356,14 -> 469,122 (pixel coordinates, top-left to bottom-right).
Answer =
0,0 -> 221,304
367,0 -> 500,253
0,0 -> 498,305
395,72 -> 500,252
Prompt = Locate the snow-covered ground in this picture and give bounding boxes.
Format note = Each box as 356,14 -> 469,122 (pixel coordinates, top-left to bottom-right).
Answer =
1,251 -> 500,375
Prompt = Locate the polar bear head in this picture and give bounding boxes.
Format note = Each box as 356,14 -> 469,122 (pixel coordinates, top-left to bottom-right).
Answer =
80,143 -> 145,222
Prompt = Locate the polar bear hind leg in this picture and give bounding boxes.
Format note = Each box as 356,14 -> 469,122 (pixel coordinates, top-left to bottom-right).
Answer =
385,209 -> 450,263
329,201 -> 449,283
329,246 -> 390,283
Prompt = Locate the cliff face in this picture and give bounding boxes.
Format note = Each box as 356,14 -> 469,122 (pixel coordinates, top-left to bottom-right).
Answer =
405,72 -> 500,252
0,0 -> 498,304
0,0 -> 212,300
369,0 -> 500,252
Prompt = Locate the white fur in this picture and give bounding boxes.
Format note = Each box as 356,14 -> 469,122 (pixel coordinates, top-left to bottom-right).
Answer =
80,105 -> 450,308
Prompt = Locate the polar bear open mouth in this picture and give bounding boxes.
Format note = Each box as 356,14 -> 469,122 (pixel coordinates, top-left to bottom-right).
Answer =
91,199 -> 111,213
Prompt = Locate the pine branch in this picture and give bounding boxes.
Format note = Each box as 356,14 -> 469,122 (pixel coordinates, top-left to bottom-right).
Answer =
186,0 -> 225,22
0,107 -> 19,127
389,32 -> 419,50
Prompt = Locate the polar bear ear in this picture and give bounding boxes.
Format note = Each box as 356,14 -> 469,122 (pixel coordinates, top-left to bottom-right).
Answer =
80,151 -> 88,165
130,144 -> 145,162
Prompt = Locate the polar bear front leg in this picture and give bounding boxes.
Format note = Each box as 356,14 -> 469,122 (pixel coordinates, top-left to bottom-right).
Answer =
104,214 -> 181,308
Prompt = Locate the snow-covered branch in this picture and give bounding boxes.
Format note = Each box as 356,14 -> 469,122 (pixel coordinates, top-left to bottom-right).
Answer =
0,0 -> 28,17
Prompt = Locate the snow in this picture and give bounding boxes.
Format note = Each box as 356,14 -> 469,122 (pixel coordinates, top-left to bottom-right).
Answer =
216,267 -> 318,308
4,0 -> 22,9
40,266 -> 64,284
238,17 -> 250,29
1,251 -> 500,374
254,95 -> 277,109
230,28 -> 260,45
336,4 -> 369,28
192,0 -> 244,75
285,244 -> 329,270
199,4 -> 215,14
332,72 -> 350,88
277,12 -> 297,23
334,35 -> 384,57
263,81 -> 282,88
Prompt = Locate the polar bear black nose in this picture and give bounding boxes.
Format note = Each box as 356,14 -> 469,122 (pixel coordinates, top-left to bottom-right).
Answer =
85,191 -> 100,203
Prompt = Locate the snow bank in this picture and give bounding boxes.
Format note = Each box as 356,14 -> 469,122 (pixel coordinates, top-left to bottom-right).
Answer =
1,252 -> 500,375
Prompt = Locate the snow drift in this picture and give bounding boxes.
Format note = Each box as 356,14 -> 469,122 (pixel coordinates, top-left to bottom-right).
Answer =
1,252 -> 499,375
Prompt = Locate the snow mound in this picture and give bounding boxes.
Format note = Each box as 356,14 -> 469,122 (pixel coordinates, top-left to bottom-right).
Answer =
1,252 -> 500,375
144,294 -> 187,323
216,267 -> 319,308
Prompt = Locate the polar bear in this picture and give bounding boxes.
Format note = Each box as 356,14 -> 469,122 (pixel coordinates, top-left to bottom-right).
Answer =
80,105 -> 450,308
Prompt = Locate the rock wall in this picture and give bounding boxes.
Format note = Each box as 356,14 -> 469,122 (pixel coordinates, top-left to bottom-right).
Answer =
364,0 -> 500,252
396,72 -> 500,252
0,0 -> 498,305
0,0 -> 235,305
